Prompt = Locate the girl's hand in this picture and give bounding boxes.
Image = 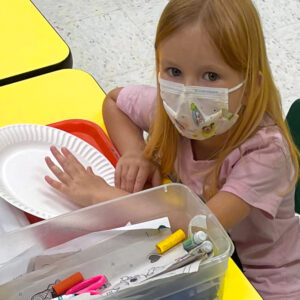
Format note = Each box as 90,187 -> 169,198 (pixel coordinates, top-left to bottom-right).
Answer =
115,151 -> 161,193
45,146 -> 113,207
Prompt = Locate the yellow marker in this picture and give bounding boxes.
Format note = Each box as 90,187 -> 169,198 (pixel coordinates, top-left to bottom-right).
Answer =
156,229 -> 186,254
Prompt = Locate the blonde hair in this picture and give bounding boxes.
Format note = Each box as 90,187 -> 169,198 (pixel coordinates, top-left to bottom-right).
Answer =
144,0 -> 299,198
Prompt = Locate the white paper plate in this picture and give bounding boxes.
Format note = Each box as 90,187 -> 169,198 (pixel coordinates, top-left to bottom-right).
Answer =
0,124 -> 115,219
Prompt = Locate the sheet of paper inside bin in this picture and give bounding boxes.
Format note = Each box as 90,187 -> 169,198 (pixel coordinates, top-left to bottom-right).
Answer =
0,196 -> 29,234
0,227 -> 173,299
0,217 -> 211,300
0,216 -> 212,300
0,217 -> 170,286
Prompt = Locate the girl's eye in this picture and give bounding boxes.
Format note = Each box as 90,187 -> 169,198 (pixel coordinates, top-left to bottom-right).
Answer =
204,72 -> 219,81
167,67 -> 182,77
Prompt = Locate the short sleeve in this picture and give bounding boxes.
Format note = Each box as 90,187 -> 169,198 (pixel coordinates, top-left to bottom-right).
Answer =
116,85 -> 157,132
221,132 -> 294,218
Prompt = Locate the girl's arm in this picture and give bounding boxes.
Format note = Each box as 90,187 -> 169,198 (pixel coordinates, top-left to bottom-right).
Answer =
44,87 -> 160,207
103,88 -> 145,158
103,88 -> 161,193
206,191 -> 251,230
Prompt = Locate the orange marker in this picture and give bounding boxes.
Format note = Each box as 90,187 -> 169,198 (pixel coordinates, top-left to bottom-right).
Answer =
52,272 -> 84,296
156,229 -> 186,254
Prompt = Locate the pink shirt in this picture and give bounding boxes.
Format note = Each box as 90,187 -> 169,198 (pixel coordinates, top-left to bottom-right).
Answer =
117,85 -> 300,299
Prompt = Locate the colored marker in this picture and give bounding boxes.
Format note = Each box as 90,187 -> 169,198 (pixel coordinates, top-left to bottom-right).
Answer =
156,229 -> 186,254
52,272 -> 84,296
183,231 -> 207,252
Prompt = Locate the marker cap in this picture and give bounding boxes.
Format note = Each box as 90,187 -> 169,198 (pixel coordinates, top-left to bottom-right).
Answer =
156,229 -> 186,254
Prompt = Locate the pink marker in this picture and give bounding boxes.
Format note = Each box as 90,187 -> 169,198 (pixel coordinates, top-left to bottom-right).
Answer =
65,275 -> 106,295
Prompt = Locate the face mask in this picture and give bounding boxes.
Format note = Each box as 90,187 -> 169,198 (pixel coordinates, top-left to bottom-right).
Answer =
159,77 -> 244,140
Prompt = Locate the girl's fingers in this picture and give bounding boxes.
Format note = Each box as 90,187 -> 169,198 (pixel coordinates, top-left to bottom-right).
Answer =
50,146 -> 65,165
45,156 -> 71,184
133,168 -> 148,193
44,175 -> 65,192
151,169 -> 161,187
61,147 -> 85,172
114,163 -> 122,189
87,166 -> 94,174
126,166 -> 139,193
50,146 -> 79,177
120,165 -> 129,191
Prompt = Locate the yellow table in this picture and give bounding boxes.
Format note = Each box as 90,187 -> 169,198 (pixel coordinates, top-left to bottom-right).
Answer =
0,69 -> 262,299
223,259 -> 262,300
0,0 -> 71,86
0,69 -> 105,127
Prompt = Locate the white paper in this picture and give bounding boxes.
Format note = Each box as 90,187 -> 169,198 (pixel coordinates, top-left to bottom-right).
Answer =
44,217 -> 170,256
0,245 -> 43,285
0,228 -> 172,299
0,197 -> 29,234
0,217 -> 170,286
112,217 -> 170,231
0,218 -> 212,300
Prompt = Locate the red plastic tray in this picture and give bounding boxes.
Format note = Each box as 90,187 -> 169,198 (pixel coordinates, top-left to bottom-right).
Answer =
49,119 -> 120,166
25,119 -> 120,224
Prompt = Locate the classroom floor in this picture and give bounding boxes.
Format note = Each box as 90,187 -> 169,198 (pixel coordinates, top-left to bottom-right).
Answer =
32,0 -> 300,115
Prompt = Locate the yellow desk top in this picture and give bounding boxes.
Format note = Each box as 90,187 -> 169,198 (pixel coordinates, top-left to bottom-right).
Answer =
0,69 -> 262,299
0,0 -> 71,85
223,258 -> 262,300
0,69 -> 105,127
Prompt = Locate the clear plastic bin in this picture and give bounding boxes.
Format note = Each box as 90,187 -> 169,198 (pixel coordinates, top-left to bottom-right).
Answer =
0,183 -> 234,299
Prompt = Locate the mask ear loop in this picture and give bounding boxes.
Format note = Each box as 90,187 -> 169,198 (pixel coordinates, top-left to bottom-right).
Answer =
228,81 -> 244,93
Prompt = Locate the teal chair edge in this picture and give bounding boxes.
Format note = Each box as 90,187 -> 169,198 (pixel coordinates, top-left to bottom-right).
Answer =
286,99 -> 300,214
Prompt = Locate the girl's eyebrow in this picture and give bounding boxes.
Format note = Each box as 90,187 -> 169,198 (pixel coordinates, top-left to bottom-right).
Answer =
161,59 -> 226,71
199,64 -> 226,71
160,59 -> 180,66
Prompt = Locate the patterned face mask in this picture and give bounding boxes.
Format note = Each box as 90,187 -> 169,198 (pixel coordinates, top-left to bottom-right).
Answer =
159,77 -> 244,140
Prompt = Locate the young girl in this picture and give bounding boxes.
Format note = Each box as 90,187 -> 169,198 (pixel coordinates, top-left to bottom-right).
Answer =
45,0 -> 300,298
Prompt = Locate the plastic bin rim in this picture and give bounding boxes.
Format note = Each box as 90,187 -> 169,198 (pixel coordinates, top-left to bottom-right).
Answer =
0,183 -> 234,260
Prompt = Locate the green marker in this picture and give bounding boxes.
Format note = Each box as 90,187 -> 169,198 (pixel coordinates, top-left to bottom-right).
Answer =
183,231 -> 207,252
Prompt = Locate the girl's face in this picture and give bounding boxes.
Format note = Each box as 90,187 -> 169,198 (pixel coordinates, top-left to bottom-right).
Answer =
158,23 -> 245,113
